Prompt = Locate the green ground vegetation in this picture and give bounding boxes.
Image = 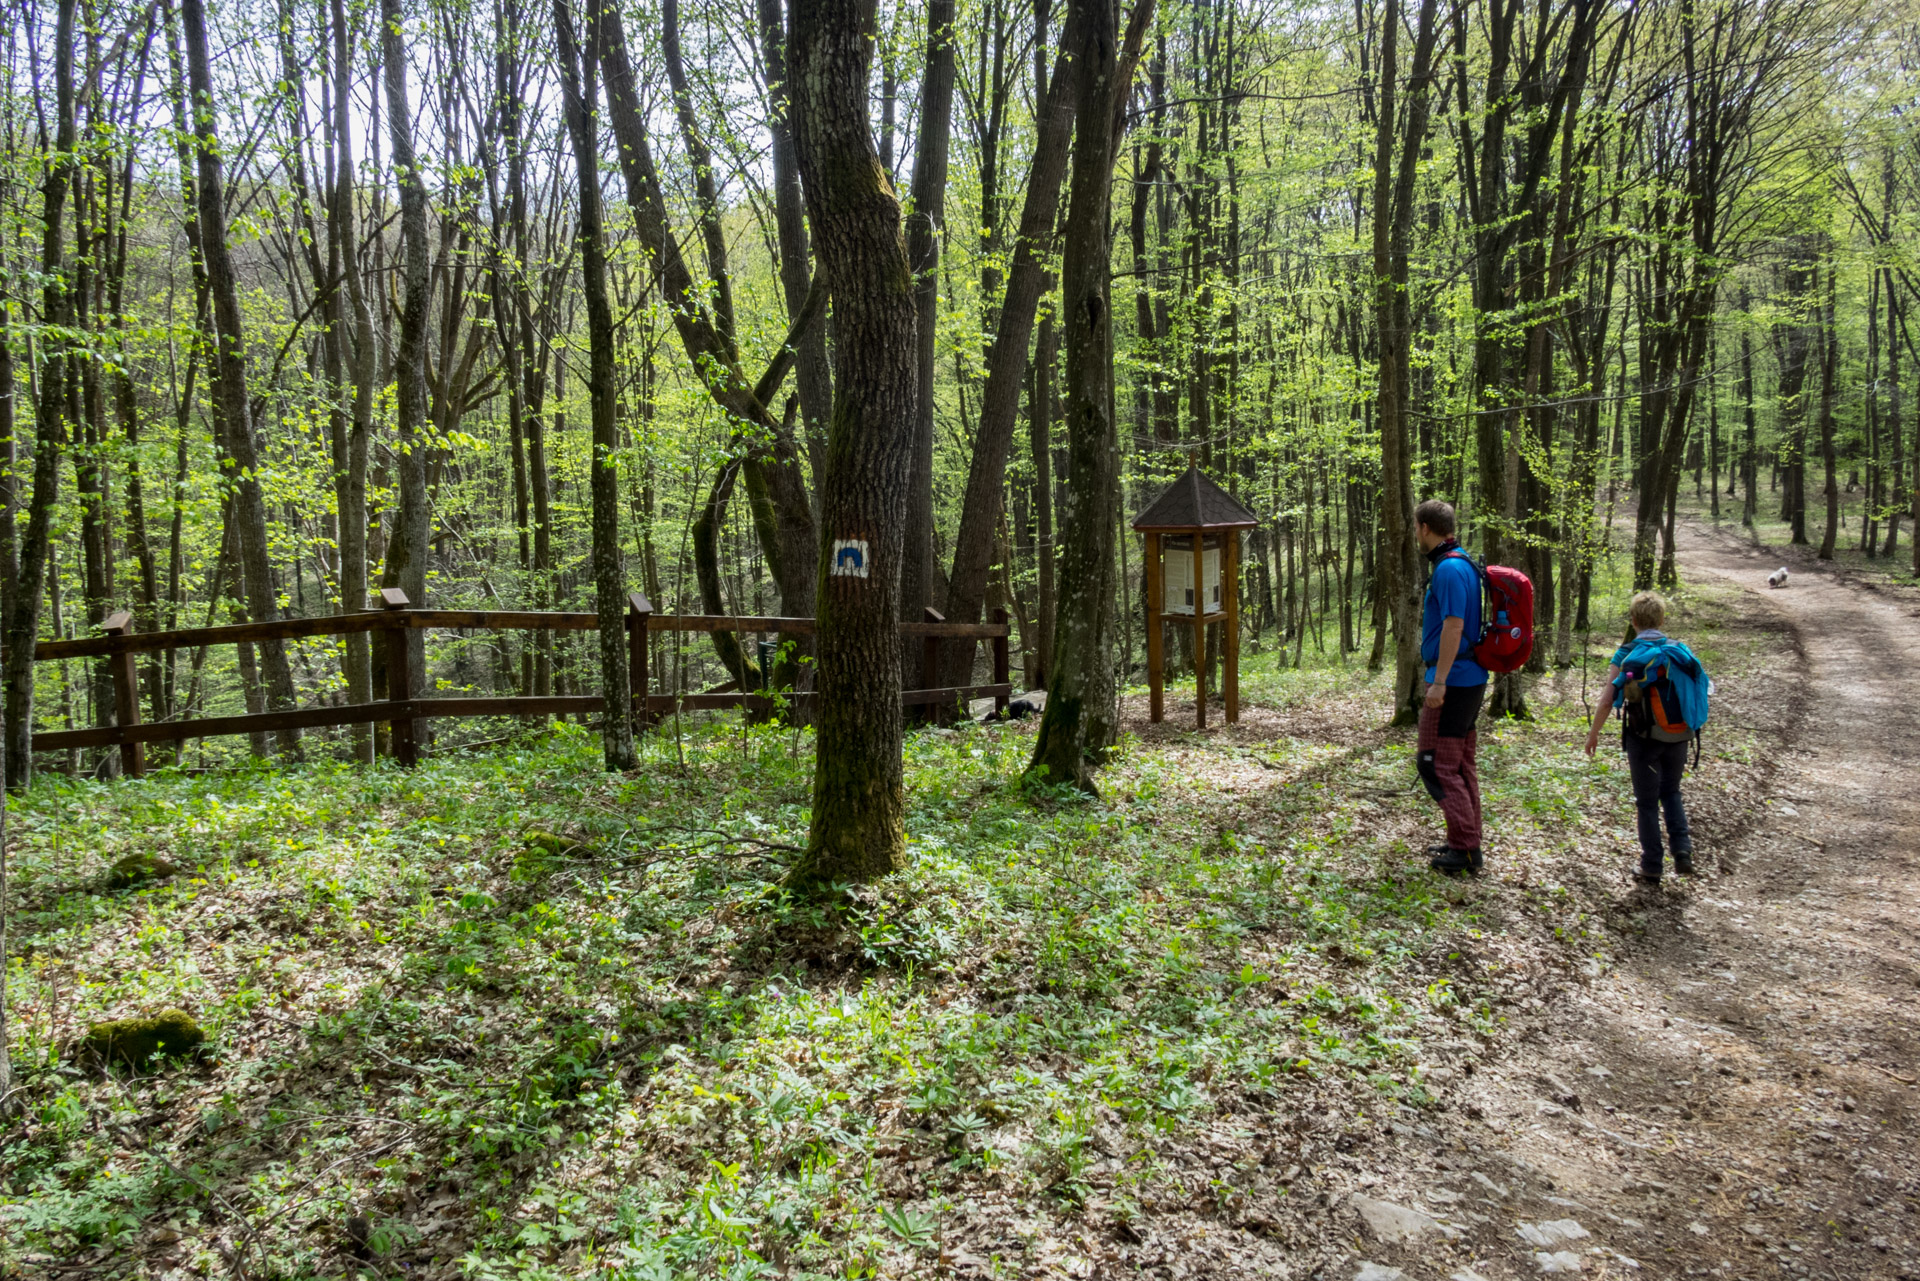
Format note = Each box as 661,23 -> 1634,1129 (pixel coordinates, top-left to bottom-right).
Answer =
0,575 -> 1783,1278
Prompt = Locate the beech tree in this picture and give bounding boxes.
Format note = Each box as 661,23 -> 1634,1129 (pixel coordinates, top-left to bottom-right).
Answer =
783,0 -> 921,885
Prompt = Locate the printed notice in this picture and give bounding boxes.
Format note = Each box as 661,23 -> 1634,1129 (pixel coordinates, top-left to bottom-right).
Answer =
830,539 -> 870,578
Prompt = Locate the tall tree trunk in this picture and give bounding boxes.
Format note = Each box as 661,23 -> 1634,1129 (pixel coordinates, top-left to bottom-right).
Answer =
380,0 -> 431,709
1886,273 -> 1904,559
1817,255 -> 1840,560
1029,302 -> 1058,688
1863,271 -> 1881,556
332,0 -> 374,758
0,275 -> 14,643
183,0 -> 303,755
1740,295 -> 1758,527
1031,0 -> 1146,790
900,0 -> 956,681
1370,0 -> 1441,725
555,0 -> 636,769
757,0 -> 834,491
783,0 -> 920,887
3,0 -> 78,791
938,18 -> 1085,686
1707,341 -> 1720,520
600,10 -> 819,686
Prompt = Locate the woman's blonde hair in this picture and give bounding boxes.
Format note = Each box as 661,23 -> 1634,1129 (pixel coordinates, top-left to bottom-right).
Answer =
1628,591 -> 1667,631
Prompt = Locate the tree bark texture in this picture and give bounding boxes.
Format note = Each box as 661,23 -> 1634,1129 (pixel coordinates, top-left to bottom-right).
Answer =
1371,0 -> 1441,727
784,0 -> 920,887
1030,0 -> 1132,791
3,0 -> 78,791
900,0 -> 957,681
600,12 -> 818,687
332,0 -> 374,760
380,0 -> 431,704
757,0 -> 835,492
938,18 -> 1086,686
1817,259 -> 1840,560
554,0 -> 636,769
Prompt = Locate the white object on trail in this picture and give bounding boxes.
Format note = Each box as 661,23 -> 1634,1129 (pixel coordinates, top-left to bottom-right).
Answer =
1351,1194 -> 1444,1243
1518,1220 -> 1592,1250
1767,566 -> 1789,589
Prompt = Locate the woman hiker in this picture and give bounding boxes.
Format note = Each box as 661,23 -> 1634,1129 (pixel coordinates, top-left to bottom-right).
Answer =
1585,591 -> 1706,886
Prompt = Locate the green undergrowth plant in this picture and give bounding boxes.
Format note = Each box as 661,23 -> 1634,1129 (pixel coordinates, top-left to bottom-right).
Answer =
0,583 -> 1779,1277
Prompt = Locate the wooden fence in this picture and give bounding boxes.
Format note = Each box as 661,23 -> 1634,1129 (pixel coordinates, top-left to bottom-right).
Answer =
19,591 -> 1011,777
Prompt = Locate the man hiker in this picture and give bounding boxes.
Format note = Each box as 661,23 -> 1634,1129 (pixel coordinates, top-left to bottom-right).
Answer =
1414,500 -> 1486,876
1585,591 -> 1703,886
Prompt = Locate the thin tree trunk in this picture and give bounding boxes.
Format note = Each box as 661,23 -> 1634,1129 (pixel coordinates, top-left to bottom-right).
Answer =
555,0 -> 636,769
757,0 -> 834,491
332,0 -> 373,757
1887,274 -> 1904,558
3,0 -> 78,792
1030,302 -> 1058,688
1863,270 -> 1881,556
1818,255 -> 1840,560
939,16 -> 1086,685
183,0 -> 302,756
1031,0 -> 1147,790
900,0 -> 956,681
1740,297 -> 1758,527
1370,0 -> 1441,725
600,12 -> 820,684
379,0 -> 431,709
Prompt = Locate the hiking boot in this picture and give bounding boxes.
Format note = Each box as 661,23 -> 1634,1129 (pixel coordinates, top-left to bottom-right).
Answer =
1672,848 -> 1696,876
1632,871 -> 1662,888
1426,843 -> 1483,872
1429,847 -> 1479,877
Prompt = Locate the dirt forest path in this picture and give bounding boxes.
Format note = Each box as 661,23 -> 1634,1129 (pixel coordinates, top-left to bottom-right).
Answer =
1378,518 -> 1920,1281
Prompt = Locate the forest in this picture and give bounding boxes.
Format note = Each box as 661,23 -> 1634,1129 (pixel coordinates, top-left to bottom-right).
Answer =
3,0 -> 1920,1273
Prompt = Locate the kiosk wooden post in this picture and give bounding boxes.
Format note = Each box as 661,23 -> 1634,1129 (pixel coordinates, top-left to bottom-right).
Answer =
1192,536 -> 1208,728
1144,532 -> 1164,722
1223,532 -> 1240,721
1130,466 -> 1260,729
991,608 -> 1011,717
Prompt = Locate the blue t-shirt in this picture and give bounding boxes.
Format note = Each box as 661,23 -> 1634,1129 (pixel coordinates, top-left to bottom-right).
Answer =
1422,550 -> 1488,686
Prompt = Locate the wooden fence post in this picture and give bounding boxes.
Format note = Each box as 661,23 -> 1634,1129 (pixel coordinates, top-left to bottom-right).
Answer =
628,592 -> 651,731
992,607 -> 1010,717
921,606 -> 944,725
101,610 -> 146,778
381,588 -> 417,766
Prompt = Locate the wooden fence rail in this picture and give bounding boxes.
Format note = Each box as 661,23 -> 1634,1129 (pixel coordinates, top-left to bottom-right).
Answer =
18,593 -> 1012,776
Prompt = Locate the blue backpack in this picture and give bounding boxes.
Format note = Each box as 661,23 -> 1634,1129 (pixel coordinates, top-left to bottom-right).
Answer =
1613,638 -> 1711,765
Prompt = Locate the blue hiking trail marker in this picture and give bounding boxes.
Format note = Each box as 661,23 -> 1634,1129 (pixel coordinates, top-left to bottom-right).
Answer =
830,539 -> 870,578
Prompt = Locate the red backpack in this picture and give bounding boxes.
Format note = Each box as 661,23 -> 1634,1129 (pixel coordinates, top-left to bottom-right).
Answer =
1446,550 -> 1534,674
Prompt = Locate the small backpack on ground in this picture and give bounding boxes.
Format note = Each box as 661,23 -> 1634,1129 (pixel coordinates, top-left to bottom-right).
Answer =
1445,550 -> 1535,674
1616,638 -> 1712,766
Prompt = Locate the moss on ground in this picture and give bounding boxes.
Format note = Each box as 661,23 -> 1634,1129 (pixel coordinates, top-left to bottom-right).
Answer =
78,1009 -> 205,1069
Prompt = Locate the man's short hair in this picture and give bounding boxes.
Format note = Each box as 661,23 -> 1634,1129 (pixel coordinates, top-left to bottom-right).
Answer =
1414,499 -> 1456,538
1629,591 -> 1667,630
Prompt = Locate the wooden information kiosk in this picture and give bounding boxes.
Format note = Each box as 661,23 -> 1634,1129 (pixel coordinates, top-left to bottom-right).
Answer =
1133,466 -> 1260,728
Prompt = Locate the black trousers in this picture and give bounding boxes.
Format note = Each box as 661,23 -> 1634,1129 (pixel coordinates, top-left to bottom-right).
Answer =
1621,733 -> 1692,875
